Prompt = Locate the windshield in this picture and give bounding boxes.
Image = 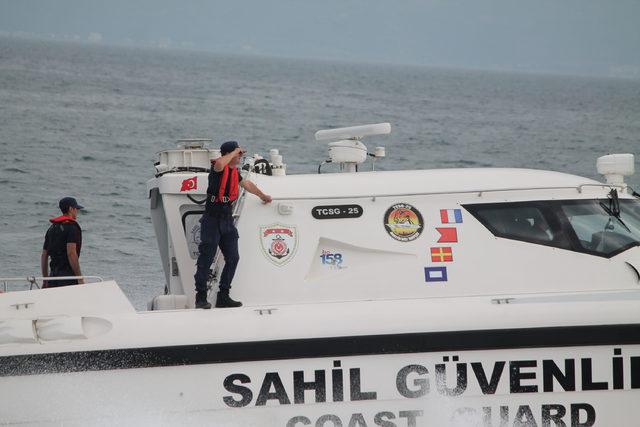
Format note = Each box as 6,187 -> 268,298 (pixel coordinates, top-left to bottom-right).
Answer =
562,199 -> 640,255
464,198 -> 640,258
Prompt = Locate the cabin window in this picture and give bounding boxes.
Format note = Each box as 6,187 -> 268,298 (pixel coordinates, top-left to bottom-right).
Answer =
464,198 -> 640,258
561,199 -> 640,256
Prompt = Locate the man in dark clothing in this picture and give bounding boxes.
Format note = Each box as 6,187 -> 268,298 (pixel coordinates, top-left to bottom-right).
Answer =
41,197 -> 84,287
194,141 -> 272,309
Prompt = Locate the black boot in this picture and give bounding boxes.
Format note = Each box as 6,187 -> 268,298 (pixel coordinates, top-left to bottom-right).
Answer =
215,289 -> 242,308
195,291 -> 211,309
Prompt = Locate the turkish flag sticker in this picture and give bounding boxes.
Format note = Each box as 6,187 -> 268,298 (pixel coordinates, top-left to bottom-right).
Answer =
436,227 -> 458,243
180,176 -> 198,192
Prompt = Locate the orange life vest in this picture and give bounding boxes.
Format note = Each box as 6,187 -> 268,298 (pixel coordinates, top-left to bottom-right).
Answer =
215,164 -> 239,203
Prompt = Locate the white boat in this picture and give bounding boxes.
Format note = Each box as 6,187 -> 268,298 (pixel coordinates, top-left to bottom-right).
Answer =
1,124 -> 639,426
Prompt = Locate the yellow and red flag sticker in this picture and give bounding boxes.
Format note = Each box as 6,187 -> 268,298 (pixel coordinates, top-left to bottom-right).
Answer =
430,247 -> 453,262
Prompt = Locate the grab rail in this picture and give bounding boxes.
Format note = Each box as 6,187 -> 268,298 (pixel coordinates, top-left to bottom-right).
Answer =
0,276 -> 104,293
267,183 -> 624,202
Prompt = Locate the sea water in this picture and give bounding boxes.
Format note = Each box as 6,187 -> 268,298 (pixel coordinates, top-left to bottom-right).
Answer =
1,37 -> 639,308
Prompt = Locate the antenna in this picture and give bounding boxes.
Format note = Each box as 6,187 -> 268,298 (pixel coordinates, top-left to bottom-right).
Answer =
596,154 -> 635,186
315,123 -> 390,173
315,123 -> 391,142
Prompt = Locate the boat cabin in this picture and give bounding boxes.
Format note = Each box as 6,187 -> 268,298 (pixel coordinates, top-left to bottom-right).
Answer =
146,125 -> 640,309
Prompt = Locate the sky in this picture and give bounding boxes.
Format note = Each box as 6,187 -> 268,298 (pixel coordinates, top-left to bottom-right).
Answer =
1,0 -> 639,78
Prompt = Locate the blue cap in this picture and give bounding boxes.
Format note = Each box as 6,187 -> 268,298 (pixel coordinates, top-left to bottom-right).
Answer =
59,197 -> 84,213
220,140 -> 239,155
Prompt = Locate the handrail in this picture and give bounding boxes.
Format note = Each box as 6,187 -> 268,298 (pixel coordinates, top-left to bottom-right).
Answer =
267,183 -> 625,202
0,276 -> 104,293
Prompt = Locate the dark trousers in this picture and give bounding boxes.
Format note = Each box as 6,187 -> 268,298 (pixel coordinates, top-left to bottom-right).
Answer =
194,213 -> 240,294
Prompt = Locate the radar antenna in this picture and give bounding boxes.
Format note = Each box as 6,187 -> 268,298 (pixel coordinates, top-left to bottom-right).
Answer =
315,123 -> 389,173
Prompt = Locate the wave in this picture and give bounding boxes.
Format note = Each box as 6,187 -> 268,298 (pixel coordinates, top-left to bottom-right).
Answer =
4,168 -> 27,174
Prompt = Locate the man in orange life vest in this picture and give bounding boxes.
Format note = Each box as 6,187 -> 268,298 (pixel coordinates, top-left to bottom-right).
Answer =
41,197 -> 84,287
194,141 -> 272,309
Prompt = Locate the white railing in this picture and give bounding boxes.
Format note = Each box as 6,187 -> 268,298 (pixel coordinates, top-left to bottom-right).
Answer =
268,183 -> 624,201
0,276 -> 104,293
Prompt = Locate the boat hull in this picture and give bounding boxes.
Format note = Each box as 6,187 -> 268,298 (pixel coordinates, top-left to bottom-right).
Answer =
2,339 -> 639,426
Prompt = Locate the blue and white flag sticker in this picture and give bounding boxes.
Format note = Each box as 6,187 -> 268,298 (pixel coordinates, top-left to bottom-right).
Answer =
424,266 -> 448,282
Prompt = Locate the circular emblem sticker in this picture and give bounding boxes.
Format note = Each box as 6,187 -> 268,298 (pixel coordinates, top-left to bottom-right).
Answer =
384,203 -> 424,242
